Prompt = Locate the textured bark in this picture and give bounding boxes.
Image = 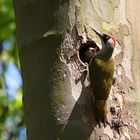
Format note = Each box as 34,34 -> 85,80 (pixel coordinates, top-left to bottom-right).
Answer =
13,0 -> 140,139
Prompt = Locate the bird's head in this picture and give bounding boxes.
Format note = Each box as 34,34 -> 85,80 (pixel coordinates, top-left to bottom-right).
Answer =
91,28 -> 116,50
84,47 -> 96,62
79,40 -> 100,64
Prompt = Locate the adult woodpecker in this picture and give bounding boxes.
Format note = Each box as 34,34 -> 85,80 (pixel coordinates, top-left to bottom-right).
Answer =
89,28 -> 116,127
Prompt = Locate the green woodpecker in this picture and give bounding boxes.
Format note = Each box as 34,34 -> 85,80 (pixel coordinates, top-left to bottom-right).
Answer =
89,29 -> 116,127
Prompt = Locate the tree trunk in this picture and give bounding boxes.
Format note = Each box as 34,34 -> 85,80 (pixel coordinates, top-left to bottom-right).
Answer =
13,0 -> 140,139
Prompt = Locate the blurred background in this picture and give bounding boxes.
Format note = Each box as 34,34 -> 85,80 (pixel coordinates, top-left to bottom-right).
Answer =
0,0 -> 26,139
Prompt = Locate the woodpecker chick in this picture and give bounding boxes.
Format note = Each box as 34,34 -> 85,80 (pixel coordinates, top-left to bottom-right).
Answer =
89,28 -> 116,127
84,47 -> 97,63
79,40 -> 100,64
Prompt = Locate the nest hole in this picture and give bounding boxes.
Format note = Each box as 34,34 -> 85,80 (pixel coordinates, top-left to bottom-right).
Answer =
78,39 -> 100,65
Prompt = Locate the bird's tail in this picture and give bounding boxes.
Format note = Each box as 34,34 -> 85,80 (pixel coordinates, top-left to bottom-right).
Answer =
95,99 -> 108,126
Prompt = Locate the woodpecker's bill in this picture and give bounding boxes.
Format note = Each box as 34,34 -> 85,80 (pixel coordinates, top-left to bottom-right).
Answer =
89,28 -> 116,127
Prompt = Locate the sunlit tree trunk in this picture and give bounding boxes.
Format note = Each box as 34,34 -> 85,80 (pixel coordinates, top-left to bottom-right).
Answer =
13,0 -> 140,139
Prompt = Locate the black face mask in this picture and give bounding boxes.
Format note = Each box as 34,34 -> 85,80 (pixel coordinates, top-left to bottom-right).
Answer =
102,34 -> 110,44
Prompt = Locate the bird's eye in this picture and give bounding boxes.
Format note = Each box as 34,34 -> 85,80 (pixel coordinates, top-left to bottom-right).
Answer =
103,34 -> 110,43
104,34 -> 110,40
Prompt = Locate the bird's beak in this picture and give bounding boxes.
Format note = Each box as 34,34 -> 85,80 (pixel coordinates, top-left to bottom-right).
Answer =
91,28 -> 104,39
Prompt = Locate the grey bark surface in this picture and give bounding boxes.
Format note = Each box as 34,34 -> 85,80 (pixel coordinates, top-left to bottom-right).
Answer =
13,0 -> 140,139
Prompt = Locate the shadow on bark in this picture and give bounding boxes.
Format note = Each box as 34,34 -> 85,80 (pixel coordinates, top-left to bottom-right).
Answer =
59,71 -> 97,140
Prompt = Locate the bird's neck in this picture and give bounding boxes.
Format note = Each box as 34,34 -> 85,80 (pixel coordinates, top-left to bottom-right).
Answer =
97,46 -> 114,60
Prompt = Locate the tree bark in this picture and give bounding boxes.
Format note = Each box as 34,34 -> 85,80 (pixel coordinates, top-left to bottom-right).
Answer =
13,0 -> 140,139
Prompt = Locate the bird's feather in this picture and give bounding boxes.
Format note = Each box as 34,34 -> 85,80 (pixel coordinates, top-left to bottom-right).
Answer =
89,56 -> 114,100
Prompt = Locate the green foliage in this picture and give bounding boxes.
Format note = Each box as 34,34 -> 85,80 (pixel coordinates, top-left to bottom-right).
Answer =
0,0 -> 15,40
0,0 -> 26,139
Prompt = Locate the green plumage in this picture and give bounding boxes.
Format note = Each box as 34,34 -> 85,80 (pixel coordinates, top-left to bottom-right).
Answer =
89,52 -> 114,125
89,56 -> 114,100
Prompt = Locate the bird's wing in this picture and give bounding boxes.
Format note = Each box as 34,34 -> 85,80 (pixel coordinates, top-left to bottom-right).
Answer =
89,58 -> 114,100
